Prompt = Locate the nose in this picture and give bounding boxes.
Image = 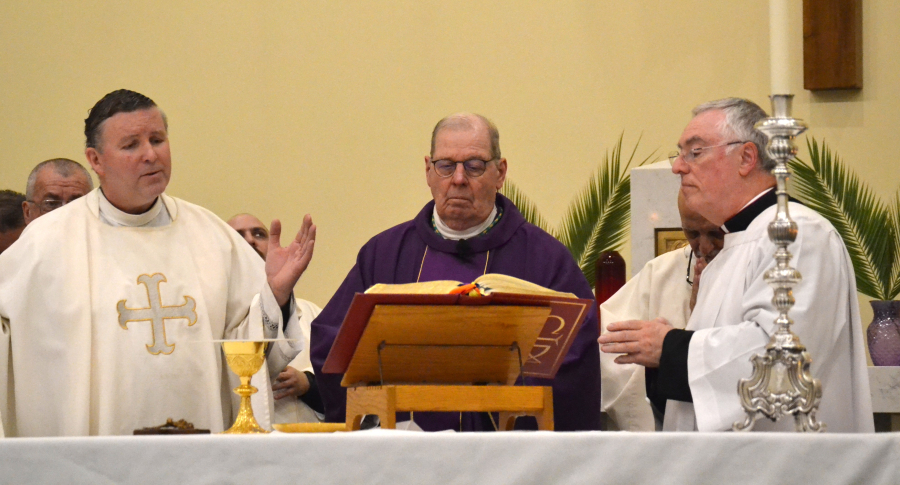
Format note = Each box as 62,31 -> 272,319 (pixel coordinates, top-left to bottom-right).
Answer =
451,162 -> 468,184
698,237 -> 715,260
142,140 -> 159,163
671,155 -> 688,175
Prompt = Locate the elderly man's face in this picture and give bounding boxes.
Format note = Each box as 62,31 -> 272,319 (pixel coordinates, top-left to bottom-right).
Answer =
680,200 -> 725,263
23,168 -> 93,224
425,125 -> 507,231
228,214 -> 269,260
85,108 -> 171,214
671,109 -> 745,226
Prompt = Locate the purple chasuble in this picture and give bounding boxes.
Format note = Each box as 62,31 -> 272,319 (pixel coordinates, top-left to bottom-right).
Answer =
417,247 -> 487,285
311,194 -> 601,431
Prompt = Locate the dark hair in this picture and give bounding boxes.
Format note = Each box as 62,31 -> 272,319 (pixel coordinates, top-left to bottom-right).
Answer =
0,190 -> 26,232
84,89 -> 166,149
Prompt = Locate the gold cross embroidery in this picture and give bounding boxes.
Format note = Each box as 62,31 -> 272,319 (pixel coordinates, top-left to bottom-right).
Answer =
117,273 -> 198,355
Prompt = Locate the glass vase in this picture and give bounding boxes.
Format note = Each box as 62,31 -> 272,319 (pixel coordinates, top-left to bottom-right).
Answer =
867,300 -> 900,366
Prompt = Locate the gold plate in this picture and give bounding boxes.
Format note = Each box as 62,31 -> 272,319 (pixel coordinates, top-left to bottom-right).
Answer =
272,423 -> 349,433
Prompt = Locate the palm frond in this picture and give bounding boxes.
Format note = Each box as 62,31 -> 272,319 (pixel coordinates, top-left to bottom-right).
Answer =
500,180 -> 553,236
788,138 -> 896,300
556,134 -> 656,288
890,191 -> 900,299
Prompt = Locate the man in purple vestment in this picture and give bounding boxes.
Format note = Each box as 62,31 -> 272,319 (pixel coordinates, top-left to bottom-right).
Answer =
310,113 -> 601,431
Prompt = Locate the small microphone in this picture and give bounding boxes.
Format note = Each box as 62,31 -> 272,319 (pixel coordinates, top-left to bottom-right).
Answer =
455,238 -> 473,262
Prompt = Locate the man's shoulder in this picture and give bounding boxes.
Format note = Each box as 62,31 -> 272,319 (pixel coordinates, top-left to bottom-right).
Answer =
360,218 -> 417,250
747,201 -> 840,240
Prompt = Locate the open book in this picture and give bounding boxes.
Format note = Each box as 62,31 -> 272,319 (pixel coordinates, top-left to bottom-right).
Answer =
324,274 -> 591,380
365,274 -> 577,299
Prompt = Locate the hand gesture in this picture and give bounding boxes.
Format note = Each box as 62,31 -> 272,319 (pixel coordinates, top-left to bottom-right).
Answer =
689,256 -> 708,311
266,214 -> 316,306
598,317 -> 674,367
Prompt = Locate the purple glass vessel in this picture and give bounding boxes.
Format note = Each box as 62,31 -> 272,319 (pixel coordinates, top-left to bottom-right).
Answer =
867,300 -> 900,366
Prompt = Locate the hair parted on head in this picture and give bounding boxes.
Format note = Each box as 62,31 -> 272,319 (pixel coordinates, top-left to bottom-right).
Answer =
692,98 -> 774,171
84,89 -> 167,150
25,158 -> 94,200
430,113 -> 501,160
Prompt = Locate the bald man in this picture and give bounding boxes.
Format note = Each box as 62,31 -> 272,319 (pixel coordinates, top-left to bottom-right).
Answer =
599,192 -> 724,431
22,158 -> 93,224
311,113 -> 600,431
228,212 -> 324,423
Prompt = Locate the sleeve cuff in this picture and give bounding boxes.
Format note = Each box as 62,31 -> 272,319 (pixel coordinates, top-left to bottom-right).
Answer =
652,329 -> 694,403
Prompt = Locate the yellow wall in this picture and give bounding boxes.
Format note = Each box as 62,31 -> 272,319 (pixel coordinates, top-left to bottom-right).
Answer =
1,1 -> 897,324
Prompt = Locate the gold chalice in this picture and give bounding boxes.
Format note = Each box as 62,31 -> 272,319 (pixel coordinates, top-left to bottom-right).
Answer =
221,340 -> 269,434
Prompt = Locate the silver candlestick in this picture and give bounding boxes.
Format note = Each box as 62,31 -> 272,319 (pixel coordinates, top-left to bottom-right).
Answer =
732,94 -> 825,432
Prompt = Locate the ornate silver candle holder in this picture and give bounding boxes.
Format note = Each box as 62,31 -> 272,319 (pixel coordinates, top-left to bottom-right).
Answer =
732,94 -> 825,432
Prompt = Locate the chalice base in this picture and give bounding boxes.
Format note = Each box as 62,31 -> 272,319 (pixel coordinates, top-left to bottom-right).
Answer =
222,384 -> 269,434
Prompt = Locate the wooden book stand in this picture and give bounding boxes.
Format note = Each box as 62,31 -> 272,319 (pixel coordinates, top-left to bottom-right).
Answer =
323,292 -> 592,431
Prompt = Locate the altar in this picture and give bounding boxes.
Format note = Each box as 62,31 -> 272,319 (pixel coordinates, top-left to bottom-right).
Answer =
1,431 -> 898,483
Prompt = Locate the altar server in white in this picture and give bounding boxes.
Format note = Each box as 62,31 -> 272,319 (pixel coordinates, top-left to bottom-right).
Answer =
600,193 -> 724,431
0,89 -> 314,436
599,97 -> 872,432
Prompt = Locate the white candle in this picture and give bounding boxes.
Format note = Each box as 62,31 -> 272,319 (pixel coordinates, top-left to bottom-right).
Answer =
770,0 -> 791,94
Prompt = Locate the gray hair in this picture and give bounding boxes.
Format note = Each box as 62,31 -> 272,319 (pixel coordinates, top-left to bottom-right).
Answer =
692,98 -> 774,171
25,158 -> 94,200
430,113 -> 501,160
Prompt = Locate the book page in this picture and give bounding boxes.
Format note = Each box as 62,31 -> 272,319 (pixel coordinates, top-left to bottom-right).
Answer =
473,274 -> 577,299
365,280 -> 463,295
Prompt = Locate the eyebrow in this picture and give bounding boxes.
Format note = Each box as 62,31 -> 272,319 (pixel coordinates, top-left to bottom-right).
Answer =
678,135 -> 705,150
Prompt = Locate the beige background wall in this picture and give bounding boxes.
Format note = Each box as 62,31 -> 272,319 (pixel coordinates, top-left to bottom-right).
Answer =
2,1 -> 897,324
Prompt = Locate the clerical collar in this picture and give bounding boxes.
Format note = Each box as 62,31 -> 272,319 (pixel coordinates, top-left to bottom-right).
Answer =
722,188 -> 776,234
432,205 -> 500,240
97,188 -> 172,227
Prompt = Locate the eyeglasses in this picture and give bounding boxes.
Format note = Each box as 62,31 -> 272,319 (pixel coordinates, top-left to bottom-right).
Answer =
430,158 -> 496,178
668,141 -> 746,164
685,250 -> 694,285
28,196 -> 83,213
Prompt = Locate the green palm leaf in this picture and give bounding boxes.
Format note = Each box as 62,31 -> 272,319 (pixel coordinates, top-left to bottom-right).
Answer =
890,192 -> 900,298
500,181 -> 553,235
556,135 -> 655,288
788,138 -> 897,300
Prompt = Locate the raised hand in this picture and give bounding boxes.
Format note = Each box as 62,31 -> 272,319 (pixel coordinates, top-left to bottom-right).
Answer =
265,214 -> 316,306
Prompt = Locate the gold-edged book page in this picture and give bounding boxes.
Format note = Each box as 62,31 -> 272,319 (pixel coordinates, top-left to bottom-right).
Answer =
365,274 -> 577,299
365,280 -> 463,295
474,274 -> 576,299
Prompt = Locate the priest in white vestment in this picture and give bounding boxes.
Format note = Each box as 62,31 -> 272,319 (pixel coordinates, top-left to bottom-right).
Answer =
0,89 -> 316,436
599,98 -> 873,432
600,194 -> 724,431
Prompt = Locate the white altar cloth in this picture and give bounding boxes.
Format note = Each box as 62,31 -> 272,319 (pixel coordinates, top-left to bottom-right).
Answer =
1,431 -> 898,484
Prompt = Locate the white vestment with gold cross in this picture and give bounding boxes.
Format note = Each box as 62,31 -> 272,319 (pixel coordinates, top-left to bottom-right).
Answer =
0,189 -> 304,436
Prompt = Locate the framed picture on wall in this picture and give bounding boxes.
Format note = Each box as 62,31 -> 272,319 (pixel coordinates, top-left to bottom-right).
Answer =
655,228 -> 688,257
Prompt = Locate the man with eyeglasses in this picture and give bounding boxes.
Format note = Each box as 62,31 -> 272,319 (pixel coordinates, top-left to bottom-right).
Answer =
311,113 -> 601,432
0,89 -> 314,436
599,192 -> 723,431
600,98 -> 871,432
22,158 -> 94,225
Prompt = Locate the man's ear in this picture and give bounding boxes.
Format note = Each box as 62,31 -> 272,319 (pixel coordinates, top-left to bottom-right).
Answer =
85,147 -> 103,177
495,158 -> 507,189
737,143 -> 760,177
